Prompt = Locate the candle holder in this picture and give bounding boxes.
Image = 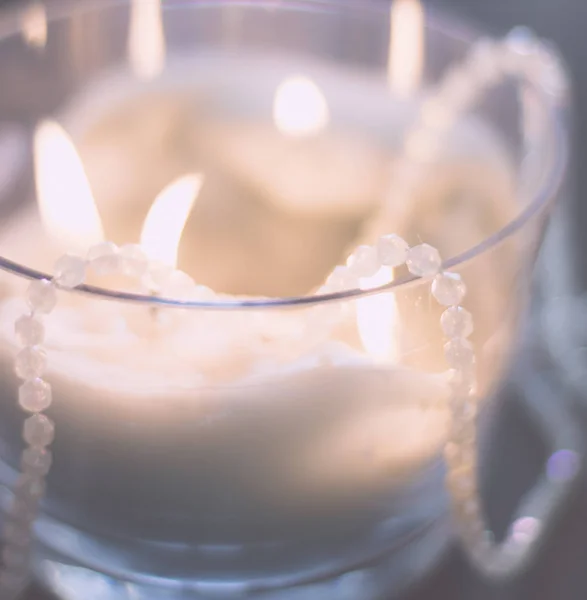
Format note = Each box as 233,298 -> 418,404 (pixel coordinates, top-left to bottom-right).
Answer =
0,1 -> 574,599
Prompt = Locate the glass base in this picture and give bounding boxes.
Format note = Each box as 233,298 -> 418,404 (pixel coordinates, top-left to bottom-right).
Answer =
0,460 -> 452,600
33,518 -> 451,600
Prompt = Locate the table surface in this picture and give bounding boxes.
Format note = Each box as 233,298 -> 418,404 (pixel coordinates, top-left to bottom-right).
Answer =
14,0 -> 587,598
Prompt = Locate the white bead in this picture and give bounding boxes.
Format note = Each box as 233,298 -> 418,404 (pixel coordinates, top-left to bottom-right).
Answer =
452,380 -> 476,400
162,270 -> 196,300
534,45 -> 569,98
447,470 -> 476,497
449,367 -> 477,395
14,315 -> 44,346
438,67 -> 476,109
15,347 -> 47,379
21,447 -> 52,476
53,254 -> 87,289
376,234 -> 409,267
452,399 -> 478,423
441,306 -> 474,338
87,241 -> 120,276
444,441 -> 475,468
505,26 -> 538,57
346,245 -> 380,278
27,279 -> 56,314
450,418 -> 476,445
460,499 -> 481,519
14,474 -> 45,501
501,28 -> 544,80
143,261 -> 174,292
119,244 -> 148,278
406,244 -> 442,277
541,62 -> 568,98
326,266 -> 358,291
193,285 -> 218,301
431,272 -> 467,306
444,338 -> 476,369
467,39 -> 502,86
23,414 -> 54,447
18,378 -> 52,413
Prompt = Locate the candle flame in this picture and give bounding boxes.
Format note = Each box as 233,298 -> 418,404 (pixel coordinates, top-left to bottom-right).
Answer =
128,0 -> 165,80
140,175 -> 204,267
34,120 -> 104,254
388,0 -> 424,96
21,2 -> 47,49
273,76 -> 329,137
357,267 -> 400,361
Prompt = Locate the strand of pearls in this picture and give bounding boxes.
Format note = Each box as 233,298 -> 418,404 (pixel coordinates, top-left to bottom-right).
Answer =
0,27 -> 568,593
0,278 -> 56,597
372,26 -> 567,238
0,244 -> 168,597
324,27 -> 568,577
320,231 -> 483,553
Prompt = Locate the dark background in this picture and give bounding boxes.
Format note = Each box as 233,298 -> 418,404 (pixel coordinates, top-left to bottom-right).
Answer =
411,1 -> 587,598
0,0 -> 585,598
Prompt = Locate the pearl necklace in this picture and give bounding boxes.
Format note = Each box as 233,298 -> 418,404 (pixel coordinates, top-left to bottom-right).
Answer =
0,27 -> 567,596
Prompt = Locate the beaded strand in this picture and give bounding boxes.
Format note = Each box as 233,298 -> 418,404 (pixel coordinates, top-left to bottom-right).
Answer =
0,27 -> 568,593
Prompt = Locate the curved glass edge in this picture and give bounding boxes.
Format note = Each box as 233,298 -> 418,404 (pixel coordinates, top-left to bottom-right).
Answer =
0,0 -> 570,310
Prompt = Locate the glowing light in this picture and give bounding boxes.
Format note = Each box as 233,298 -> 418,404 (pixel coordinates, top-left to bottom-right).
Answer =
34,120 -> 104,254
128,0 -> 165,80
273,76 -> 329,137
357,267 -> 400,361
140,175 -> 204,267
21,2 -> 47,49
546,450 -> 580,483
511,517 -> 542,546
388,0 -> 424,96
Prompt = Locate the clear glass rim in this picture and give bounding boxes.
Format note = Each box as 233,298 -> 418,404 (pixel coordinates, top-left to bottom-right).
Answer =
0,0 -> 570,310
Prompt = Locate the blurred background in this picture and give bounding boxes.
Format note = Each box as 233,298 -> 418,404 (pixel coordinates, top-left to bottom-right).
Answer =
412,0 -> 587,598
0,0 -> 586,598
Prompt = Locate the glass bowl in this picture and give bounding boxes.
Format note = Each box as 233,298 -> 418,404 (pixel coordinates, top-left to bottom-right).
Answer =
0,1 -> 570,599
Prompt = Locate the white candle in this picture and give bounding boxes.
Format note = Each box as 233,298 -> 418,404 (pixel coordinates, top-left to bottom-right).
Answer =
0,52 -> 515,549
